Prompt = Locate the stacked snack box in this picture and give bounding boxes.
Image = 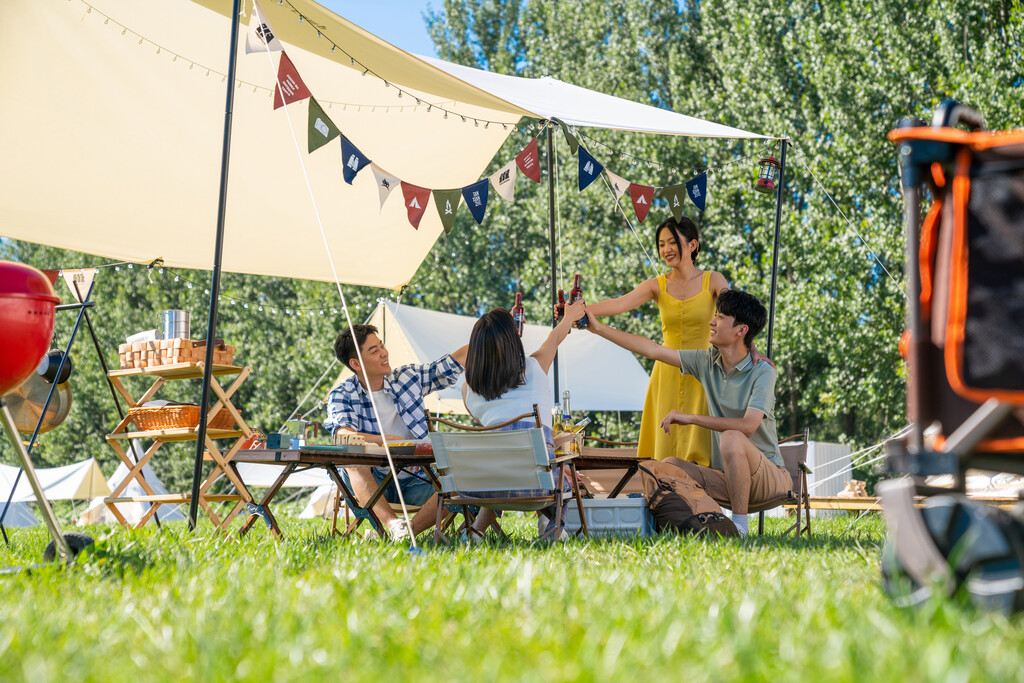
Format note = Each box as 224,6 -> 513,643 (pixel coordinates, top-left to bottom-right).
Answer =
118,339 -> 235,369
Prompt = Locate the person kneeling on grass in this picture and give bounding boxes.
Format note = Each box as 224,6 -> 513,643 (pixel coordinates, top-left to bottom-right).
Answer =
585,290 -> 788,536
459,298 -> 587,541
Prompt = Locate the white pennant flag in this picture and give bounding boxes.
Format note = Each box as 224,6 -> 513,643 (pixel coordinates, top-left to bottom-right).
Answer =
371,163 -> 401,209
489,160 -> 517,202
61,268 -> 98,303
605,169 -> 630,200
245,0 -> 283,54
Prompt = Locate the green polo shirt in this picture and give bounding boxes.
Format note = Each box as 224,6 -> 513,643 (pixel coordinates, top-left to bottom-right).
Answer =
677,348 -> 783,471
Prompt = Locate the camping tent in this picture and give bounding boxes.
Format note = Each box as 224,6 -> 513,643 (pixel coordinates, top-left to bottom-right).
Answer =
0,502 -> 38,528
0,459 -> 110,503
79,461 -> 187,525
334,300 -> 650,414
234,462 -> 333,488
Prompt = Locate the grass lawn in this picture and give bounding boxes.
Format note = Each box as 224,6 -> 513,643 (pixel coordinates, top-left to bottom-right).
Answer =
0,513 -> 1021,682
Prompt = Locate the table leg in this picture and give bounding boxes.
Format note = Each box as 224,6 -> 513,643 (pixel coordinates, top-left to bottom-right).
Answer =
607,462 -> 640,499
239,463 -> 294,539
326,466 -> 386,539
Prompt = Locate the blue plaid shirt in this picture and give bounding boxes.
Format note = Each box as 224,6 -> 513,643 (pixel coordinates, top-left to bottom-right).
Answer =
323,354 -> 463,439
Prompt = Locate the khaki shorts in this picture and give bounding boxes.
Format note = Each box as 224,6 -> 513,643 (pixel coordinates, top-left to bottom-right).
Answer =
672,454 -> 791,509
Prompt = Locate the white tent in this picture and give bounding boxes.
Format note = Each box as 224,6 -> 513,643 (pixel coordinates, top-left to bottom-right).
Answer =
79,461 -> 187,525
0,459 -> 110,503
333,300 -> 650,414
298,484 -> 339,520
0,502 -> 38,528
235,462 -> 333,488
0,0 -> 767,289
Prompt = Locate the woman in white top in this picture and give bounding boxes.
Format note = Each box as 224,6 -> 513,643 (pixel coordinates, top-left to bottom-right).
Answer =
461,298 -> 586,539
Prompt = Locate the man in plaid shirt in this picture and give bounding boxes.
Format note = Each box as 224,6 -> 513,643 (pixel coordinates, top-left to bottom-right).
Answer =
325,323 -> 468,541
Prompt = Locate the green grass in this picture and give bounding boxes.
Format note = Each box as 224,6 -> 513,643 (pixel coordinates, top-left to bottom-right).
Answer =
0,514 -> 1022,682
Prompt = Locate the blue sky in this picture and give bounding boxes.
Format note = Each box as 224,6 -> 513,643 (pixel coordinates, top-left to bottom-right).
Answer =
317,1 -> 440,58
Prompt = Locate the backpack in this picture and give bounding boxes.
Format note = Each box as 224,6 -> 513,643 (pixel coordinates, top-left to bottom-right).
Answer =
638,461 -> 738,538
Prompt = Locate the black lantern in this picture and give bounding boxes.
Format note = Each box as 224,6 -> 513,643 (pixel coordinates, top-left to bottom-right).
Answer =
755,156 -> 780,194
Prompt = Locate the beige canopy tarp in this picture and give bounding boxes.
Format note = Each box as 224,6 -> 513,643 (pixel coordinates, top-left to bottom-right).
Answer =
0,0 -> 765,289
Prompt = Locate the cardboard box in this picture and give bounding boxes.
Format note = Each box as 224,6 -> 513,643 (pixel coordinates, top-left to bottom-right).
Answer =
564,497 -> 653,537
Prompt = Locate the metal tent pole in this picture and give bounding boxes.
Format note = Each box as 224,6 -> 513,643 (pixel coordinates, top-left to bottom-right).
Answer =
189,0 -> 243,531
546,122 -> 560,401
765,139 -> 788,359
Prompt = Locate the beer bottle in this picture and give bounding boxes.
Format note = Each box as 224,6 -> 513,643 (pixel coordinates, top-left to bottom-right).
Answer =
511,292 -> 525,336
569,273 -> 588,328
561,390 -> 572,432
554,289 -> 566,324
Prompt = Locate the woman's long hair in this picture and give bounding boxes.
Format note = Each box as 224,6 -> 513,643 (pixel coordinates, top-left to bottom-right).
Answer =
465,308 -> 526,401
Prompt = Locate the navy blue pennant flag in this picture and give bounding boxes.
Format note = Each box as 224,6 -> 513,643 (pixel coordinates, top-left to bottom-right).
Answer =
577,146 -> 604,191
340,135 -> 372,185
686,173 -> 708,212
461,179 -> 489,224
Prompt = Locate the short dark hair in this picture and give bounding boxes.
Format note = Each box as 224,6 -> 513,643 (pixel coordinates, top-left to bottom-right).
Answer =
465,308 -> 526,401
334,324 -> 378,372
716,290 -> 766,349
655,216 -> 701,265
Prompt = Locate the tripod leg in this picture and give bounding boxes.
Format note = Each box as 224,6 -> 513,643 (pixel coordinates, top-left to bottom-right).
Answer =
1,402 -> 71,562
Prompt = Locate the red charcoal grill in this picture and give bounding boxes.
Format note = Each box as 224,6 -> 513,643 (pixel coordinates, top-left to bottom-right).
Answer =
0,260 -> 73,560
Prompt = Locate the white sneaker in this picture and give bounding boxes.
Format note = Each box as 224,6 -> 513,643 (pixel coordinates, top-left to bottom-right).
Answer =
388,518 -> 413,542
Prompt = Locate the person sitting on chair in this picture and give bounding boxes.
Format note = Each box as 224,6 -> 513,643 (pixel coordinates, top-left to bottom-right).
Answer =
459,298 -> 587,541
585,289 -> 788,536
324,324 -> 468,542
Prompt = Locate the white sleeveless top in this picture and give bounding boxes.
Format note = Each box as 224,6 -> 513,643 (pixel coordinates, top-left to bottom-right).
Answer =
464,356 -> 553,430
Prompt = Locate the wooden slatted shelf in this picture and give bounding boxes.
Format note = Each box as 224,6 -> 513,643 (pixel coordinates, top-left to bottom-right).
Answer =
107,362 -> 242,380
104,493 -> 243,504
106,428 -> 244,442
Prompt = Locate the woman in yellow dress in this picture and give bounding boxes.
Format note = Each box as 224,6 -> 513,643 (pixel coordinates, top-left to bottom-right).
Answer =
587,216 -> 747,465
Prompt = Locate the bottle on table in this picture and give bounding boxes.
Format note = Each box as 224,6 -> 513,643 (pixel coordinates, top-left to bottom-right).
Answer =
569,274 -> 588,328
554,289 -> 566,325
511,292 -> 525,336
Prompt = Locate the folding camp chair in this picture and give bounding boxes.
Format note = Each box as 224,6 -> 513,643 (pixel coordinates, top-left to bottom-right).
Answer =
748,430 -> 812,537
881,100 -> 1024,609
428,404 -> 589,543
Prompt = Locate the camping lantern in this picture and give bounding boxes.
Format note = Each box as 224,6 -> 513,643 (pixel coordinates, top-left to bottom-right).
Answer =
0,260 -> 60,395
755,156 -> 781,194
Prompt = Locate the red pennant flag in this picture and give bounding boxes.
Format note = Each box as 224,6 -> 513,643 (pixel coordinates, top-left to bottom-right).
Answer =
401,182 -> 432,229
629,183 -> 656,223
515,138 -> 541,183
41,270 -> 61,287
273,52 -> 312,110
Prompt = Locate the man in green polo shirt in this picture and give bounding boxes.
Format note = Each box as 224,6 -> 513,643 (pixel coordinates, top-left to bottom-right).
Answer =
585,289 -> 789,536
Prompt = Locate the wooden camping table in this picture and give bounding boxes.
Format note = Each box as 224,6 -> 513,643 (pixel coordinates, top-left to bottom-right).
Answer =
573,448 -> 649,499
103,362 -> 254,531
230,445 -> 438,540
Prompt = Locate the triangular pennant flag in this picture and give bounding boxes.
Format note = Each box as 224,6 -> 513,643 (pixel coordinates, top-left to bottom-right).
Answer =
629,183 -> 656,223
577,147 -> 604,191
556,119 -> 579,155
461,179 -> 489,224
245,0 -> 283,54
515,138 -> 541,183
273,52 -> 312,110
401,182 -> 432,229
307,98 -> 340,153
662,183 -> 688,221
41,270 -> 60,287
605,169 -> 630,200
61,268 -> 98,303
490,160 -> 517,202
433,189 -> 463,234
686,173 -> 708,212
371,163 -> 400,209
340,135 -> 372,184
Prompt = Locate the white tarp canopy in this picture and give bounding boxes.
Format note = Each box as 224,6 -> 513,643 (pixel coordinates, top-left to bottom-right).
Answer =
79,460 -> 187,525
0,458 -> 110,503
235,462 -> 333,488
0,0 -> 767,289
333,300 -> 650,415
0,502 -> 38,528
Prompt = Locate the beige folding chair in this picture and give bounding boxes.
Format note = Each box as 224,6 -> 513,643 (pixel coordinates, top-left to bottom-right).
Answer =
748,430 -> 812,537
428,405 -> 589,543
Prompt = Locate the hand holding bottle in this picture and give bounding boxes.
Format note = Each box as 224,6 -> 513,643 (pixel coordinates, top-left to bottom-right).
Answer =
562,298 -> 586,326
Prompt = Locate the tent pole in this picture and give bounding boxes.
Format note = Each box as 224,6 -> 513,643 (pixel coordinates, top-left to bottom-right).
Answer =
547,122 -> 559,402
765,139 -> 787,359
189,0 -> 243,532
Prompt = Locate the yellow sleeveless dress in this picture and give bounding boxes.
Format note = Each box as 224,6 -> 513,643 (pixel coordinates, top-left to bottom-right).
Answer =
637,272 -> 714,465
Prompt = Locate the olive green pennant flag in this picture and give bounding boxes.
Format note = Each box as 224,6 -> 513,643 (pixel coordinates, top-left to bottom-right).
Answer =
661,183 -> 688,221
555,119 -> 579,155
432,189 -> 463,234
307,97 -> 340,154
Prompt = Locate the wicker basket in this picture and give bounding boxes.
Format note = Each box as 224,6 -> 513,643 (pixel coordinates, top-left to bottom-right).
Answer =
127,404 -> 236,431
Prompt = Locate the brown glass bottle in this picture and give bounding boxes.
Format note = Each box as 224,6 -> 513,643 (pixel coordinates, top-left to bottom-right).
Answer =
569,274 -> 588,328
554,289 -> 566,324
511,292 -> 525,336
